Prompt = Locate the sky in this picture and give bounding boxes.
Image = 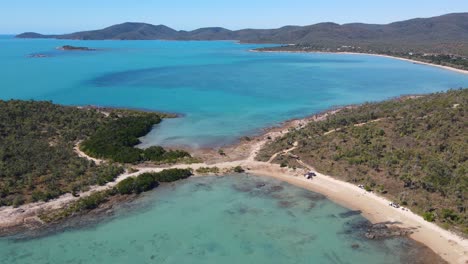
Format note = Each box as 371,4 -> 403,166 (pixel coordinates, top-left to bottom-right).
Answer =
1,0 -> 467,34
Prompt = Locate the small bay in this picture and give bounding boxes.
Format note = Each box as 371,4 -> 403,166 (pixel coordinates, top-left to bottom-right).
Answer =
0,175 -> 442,264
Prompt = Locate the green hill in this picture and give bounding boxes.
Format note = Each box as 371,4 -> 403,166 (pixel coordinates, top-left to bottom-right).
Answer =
16,13 -> 468,56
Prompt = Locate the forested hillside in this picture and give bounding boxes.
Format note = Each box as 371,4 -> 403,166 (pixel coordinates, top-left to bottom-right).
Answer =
258,89 -> 467,234
16,13 -> 468,56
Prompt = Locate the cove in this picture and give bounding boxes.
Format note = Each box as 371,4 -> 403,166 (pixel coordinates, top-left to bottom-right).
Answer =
0,175 -> 442,264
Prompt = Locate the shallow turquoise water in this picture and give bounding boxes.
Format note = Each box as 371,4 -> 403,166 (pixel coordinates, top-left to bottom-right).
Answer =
1,36 -> 467,147
0,175 -> 431,264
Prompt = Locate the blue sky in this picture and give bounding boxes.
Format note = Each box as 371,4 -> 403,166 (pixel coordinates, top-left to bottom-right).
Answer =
1,0 -> 467,33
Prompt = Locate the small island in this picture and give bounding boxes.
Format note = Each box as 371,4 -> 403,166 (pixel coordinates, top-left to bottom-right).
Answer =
57,45 -> 96,51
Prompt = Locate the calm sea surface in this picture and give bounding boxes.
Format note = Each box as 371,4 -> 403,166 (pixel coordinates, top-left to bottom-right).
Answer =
1,36 -> 467,147
0,175 -> 441,264
0,36 -> 463,263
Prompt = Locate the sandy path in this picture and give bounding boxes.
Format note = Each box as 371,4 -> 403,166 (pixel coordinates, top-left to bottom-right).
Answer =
267,141 -> 298,163
323,118 -> 385,136
74,141 -> 103,165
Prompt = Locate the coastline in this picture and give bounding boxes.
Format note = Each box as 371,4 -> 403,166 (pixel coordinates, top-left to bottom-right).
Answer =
247,168 -> 468,264
250,49 -> 468,75
0,104 -> 467,263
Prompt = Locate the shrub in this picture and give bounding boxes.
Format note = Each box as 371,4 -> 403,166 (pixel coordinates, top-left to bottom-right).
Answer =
116,178 -> 136,195
233,166 -> 245,173
114,169 -> 191,195
161,150 -> 191,161
423,212 -> 436,222
134,173 -> 159,193
76,191 -> 108,210
12,195 -> 25,208
81,114 -> 162,163
441,209 -> 459,222
196,167 -> 220,174
143,146 -> 166,161
96,165 -> 125,186
153,169 -> 193,182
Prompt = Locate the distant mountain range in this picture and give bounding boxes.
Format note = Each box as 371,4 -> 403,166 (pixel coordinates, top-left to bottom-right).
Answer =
16,13 -> 468,55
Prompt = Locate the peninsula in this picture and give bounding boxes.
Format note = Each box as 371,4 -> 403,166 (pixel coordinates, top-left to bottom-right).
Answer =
57,45 -> 96,51
0,89 -> 467,263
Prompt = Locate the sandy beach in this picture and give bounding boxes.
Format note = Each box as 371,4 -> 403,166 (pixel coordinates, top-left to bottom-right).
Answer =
251,49 -> 468,75
0,108 -> 467,263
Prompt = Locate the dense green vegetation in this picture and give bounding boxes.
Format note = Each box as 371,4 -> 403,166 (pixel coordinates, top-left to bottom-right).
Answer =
116,174 -> 158,195
0,101 -> 125,206
115,169 -> 192,195
258,89 -> 468,234
80,115 -> 192,164
80,113 -> 160,163
143,146 -> 191,163
0,100 -> 190,207
41,168 -> 193,222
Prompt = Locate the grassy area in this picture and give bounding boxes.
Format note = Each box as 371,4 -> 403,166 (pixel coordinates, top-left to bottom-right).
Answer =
258,89 -> 468,235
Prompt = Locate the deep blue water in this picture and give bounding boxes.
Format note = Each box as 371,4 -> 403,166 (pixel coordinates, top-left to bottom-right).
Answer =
1,36 -> 467,147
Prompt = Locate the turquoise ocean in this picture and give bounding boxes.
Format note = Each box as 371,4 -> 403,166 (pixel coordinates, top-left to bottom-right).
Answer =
1,36 -> 467,148
0,36 -> 466,263
0,175 -> 444,264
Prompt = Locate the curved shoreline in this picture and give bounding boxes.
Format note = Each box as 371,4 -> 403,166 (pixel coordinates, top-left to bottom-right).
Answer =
250,49 -> 468,75
0,105 -> 467,263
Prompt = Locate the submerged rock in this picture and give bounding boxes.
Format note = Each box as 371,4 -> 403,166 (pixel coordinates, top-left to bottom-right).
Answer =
255,182 -> 266,188
364,223 -> 414,240
269,185 -> 284,192
338,210 -> 362,218
277,200 -> 296,208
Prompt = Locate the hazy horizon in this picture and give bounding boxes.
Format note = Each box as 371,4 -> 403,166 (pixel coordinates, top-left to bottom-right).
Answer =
1,0 -> 467,34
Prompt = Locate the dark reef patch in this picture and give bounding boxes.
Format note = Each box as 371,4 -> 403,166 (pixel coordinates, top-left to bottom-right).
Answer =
299,190 -> 326,201
339,210 -> 362,218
